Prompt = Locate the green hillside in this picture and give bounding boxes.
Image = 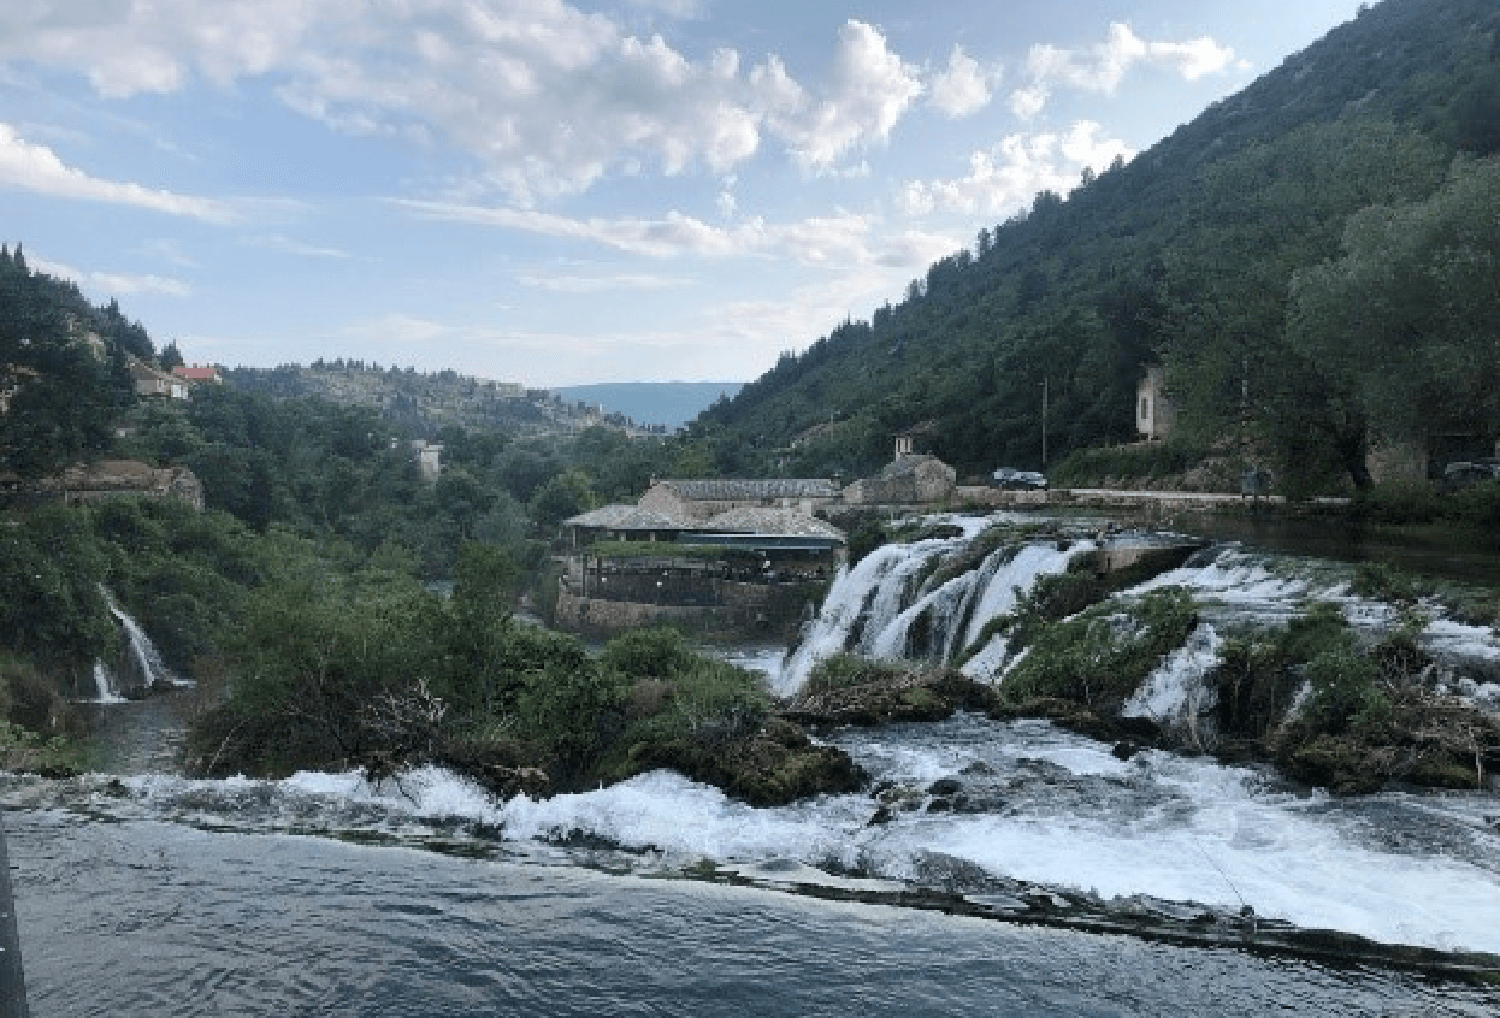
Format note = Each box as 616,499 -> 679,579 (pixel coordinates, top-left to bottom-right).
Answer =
691,0 -> 1500,493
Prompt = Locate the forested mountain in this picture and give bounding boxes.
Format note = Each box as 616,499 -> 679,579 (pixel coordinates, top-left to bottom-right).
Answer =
692,0 -> 1500,492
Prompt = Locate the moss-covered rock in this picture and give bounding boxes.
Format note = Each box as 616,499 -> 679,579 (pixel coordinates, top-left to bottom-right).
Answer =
781,664 -> 998,728
608,717 -> 867,807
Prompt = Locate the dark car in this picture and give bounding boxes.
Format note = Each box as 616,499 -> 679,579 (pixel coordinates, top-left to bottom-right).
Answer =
991,467 -> 1047,490
1442,459 -> 1500,487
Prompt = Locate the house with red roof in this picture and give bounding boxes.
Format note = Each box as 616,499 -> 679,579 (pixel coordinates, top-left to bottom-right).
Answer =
172,364 -> 222,385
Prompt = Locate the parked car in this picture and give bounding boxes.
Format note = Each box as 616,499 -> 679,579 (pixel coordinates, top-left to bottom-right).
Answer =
991,467 -> 1048,490
1442,459 -> 1500,487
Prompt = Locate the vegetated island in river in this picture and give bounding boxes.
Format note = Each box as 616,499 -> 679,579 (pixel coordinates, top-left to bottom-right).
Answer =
180,516 -> 1499,812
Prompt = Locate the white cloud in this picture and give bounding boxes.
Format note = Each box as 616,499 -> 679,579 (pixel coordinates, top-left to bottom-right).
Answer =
0,3 -> 936,201
341,312 -> 451,346
395,198 -> 947,268
716,187 -> 737,219
31,255 -> 192,297
898,121 -> 1133,217
0,123 -> 233,221
252,233 -> 352,259
325,267 -> 914,385
772,20 -> 923,173
0,0 -> 325,98
1009,84 -> 1049,121
1012,23 -> 1235,118
929,45 -> 1000,119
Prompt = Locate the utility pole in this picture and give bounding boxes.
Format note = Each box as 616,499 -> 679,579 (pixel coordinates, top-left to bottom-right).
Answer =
1041,378 -> 1049,469
0,817 -> 29,1018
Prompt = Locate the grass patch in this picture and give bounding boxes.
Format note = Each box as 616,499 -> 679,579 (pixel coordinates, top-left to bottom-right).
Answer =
803,653 -> 910,696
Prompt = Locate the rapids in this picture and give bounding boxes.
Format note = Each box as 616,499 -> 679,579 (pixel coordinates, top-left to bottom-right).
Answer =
6,513 -> 1500,1013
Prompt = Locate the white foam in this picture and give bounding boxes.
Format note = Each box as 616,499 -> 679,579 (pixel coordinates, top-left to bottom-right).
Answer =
1123,623 -> 1222,730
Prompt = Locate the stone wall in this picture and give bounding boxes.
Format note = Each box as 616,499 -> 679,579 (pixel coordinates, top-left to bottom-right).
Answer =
554,577 -> 825,640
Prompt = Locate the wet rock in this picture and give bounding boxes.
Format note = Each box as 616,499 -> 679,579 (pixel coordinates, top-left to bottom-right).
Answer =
959,760 -> 996,776
1112,740 -> 1141,761
927,778 -> 963,796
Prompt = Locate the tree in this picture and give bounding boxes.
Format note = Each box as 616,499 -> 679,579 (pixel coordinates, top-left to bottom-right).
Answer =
1288,156 -> 1500,457
159,341 -> 184,372
528,469 -> 596,530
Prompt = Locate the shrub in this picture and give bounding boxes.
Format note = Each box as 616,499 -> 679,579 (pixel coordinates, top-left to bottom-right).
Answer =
1351,561 -> 1423,603
804,654 -> 908,695
1302,648 -> 1391,736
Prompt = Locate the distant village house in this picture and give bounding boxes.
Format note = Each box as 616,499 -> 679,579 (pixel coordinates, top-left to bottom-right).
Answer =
172,363 -> 222,385
129,359 -> 188,400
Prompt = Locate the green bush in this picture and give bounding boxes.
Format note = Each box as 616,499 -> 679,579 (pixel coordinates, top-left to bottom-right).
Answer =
1351,561 -> 1424,603
1303,648 -> 1391,736
1048,441 -> 1200,488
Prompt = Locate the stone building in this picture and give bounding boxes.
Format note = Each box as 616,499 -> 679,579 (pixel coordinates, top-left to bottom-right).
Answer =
409,439 -> 443,482
33,460 -> 204,510
842,447 -> 957,505
129,360 -> 188,400
561,504 -> 695,547
1136,365 -> 1175,441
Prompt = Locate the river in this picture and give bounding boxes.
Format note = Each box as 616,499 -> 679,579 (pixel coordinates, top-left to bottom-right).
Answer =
5,513 -> 1500,1015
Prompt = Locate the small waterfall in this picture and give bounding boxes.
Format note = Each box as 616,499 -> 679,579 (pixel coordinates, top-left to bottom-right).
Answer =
777,536 -> 964,696
97,588 -> 179,697
82,659 -> 129,705
1123,623 -> 1223,747
868,569 -> 982,662
961,542 -> 1093,651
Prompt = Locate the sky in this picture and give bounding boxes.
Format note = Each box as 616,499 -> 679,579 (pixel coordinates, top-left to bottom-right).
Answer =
0,0 -> 1371,387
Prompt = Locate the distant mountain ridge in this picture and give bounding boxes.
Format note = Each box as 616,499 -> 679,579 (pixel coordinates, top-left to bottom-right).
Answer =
556,382 -> 744,431
225,362 -> 641,438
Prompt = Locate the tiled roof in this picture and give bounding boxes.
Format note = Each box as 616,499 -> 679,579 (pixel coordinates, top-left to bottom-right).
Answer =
563,504 -> 694,530
172,365 -> 220,381
655,478 -> 840,499
702,508 -> 845,540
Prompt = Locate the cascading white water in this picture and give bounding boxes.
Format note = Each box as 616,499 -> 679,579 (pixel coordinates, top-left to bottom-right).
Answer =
1123,623 -> 1223,744
777,526 -> 1102,695
83,659 -> 129,705
867,569 -> 980,662
776,536 -> 967,696
95,588 -> 182,697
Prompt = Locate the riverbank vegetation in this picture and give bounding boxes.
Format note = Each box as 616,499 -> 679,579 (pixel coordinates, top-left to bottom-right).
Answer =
187,596 -> 861,805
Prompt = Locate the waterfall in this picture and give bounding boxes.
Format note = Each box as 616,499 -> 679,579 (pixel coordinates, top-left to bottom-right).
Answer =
1122,623 -> 1223,747
82,659 -> 129,705
776,536 -> 964,696
96,588 -> 179,697
777,525 -> 1100,696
